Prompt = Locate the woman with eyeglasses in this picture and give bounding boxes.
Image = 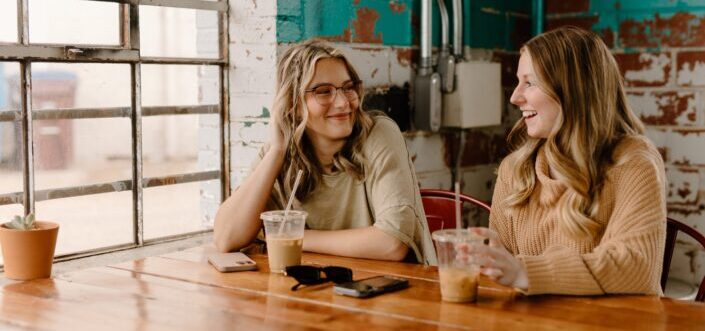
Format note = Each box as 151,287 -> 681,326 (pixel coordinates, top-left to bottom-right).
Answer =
461,27 -> 666,295
214,40 -> 437,265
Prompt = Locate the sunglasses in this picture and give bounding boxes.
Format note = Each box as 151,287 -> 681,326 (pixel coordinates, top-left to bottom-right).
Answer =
284,265 -> 353,291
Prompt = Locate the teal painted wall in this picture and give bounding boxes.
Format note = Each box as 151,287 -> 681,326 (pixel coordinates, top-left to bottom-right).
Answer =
277,0 -> 531,50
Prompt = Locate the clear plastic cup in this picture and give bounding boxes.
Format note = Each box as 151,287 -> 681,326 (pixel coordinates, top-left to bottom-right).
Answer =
261,210 -> 307,273
432,229 -> 485,303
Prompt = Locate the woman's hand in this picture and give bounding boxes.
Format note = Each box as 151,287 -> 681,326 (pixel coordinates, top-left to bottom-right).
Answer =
457,227 -> 529,290
269,107 -> 286,154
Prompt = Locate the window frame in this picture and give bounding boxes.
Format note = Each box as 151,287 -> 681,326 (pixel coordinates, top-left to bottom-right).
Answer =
0,0 -> 230,261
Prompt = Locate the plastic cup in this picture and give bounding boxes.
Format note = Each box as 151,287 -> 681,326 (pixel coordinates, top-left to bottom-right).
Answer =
261,210 -> 307,273
432,229 -> 485,303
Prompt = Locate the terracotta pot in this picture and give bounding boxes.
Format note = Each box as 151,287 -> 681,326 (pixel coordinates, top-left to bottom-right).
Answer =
0,221 -> 59,280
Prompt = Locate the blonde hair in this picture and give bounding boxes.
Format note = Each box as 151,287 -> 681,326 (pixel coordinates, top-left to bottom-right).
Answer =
273,39 -> 375,201
504,27 -> 645,239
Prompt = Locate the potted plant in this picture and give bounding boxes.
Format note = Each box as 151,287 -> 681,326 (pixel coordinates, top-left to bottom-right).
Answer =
0,214 -> 59,280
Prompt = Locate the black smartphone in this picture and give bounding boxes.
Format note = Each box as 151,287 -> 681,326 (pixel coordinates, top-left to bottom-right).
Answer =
333,275 -> 409,298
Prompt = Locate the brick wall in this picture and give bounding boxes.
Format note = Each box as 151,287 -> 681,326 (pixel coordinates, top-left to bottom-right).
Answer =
546,0 -> 705,289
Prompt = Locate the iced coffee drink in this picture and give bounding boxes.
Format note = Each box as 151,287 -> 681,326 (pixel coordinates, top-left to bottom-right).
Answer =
266,237 -> 303,273
261,210 -> 307,273
438,267 -> 480,302
432,229 -> 485,303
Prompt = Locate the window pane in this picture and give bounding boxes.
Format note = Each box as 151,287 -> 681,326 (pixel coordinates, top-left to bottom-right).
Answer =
33,118 -> 131,190
0,1 -> 18,43
143,114 -> 219,178
140,6 -> 219,58
36,192 -> 133,256
28,0 -> 120,45
31,63 -> 131,110
1,62 -> 22,195
141,64 -> 219,107
144,180 -> 219,240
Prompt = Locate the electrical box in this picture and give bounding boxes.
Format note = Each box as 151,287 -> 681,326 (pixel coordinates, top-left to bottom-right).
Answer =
442,61 -> 502,128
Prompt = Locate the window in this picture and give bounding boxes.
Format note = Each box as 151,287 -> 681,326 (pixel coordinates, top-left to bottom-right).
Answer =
0,0 -> 229,264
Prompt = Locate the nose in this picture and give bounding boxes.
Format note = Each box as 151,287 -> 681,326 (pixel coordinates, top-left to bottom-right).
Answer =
509,85 -> 524,106
332,88 -> 349,107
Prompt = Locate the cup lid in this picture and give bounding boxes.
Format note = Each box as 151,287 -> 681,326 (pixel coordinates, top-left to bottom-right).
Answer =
260,210 -> 308,222
432,229 -> 484,243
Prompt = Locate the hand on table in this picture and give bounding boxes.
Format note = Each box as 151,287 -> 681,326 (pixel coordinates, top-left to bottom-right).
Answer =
456,227 -> 529,290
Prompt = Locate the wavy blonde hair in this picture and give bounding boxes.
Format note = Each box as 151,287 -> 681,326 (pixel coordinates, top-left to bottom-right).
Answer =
273,39 -> 376,202
504,27 -> 645,239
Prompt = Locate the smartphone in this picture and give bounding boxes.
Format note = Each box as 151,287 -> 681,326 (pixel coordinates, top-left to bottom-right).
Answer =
333,275 -> 409,298
208,252 -> 258,272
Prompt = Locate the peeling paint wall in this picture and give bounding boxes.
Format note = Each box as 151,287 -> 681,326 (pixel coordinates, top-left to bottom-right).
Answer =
547,0 -> 705,292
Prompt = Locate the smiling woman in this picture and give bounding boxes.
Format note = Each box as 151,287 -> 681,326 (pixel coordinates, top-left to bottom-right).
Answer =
470,26 -> 667,297
214,40 -> 436,265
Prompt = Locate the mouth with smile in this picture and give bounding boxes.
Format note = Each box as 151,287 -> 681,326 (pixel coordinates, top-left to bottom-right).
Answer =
326,112 -> 352,121
522,110 -> 537,120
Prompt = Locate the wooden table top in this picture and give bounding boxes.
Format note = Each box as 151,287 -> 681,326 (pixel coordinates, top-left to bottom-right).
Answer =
1,245 -> 704,330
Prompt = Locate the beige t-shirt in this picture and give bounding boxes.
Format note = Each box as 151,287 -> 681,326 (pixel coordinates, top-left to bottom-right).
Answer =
256,116 -> 437,265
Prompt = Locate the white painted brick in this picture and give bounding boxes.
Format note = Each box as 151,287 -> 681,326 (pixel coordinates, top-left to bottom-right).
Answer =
197,126 -> 220,151
229,18 -> 277,44
416,169 -> 452,189
389,47 -> 413,86
335,44 -> 391,88
667,130 -> 705,166
230,43 -> 277,69
198,114 -> 220,128
230,68 -> 276,94
230,167 -> 255,190
628,91 -> 697,126
665,166 -> 700,204
198,150 -> 219,171
230,141 -> 262,168
404,134 -> 449,173
624,53 -> 671,86
230,93 -> 274,118
230,121 -> 269,145
459,164 -> 498,202
677,59 -> 705,86
229,0 -> 277,17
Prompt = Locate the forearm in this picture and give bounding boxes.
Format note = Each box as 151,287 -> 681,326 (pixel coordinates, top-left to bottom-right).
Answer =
303,226 -> 409,261
214,148 -> 285,252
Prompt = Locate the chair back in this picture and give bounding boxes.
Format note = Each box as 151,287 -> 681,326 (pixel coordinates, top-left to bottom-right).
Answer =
419,189 -> 491,235
662,217 -> 705,302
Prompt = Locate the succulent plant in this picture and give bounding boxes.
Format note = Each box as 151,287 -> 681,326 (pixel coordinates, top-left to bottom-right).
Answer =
4,213 -> 36,230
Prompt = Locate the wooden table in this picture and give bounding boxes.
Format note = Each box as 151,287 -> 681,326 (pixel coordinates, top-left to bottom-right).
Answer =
1,245 -> 704,330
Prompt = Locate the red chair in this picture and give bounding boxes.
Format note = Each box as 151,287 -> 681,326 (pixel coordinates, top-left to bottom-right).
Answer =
662,217 -> 705,302
419,189 -> 491,235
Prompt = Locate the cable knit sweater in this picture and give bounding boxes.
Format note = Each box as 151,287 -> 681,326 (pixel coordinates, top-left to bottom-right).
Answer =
490,136 -> 666,295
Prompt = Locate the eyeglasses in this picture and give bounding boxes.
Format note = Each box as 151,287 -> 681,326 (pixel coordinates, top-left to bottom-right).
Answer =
284,265 -> 353,291
305,81 -> 360,106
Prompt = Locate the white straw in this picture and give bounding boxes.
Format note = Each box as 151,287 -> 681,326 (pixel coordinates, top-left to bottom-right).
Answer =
454,181 -> 461,230
279,170 -> 304,236
285,170 -> 303,214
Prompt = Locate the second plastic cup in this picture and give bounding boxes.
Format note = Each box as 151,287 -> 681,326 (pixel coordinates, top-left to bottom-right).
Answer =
261,210 -> 307,273
432,229 -> 485,303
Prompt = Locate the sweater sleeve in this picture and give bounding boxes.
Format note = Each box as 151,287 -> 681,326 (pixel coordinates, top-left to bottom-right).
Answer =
489,158 -> 519,255
518,150 -> 667,295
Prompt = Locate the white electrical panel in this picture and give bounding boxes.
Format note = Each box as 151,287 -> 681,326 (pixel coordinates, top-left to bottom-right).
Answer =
442,61 -> 502,128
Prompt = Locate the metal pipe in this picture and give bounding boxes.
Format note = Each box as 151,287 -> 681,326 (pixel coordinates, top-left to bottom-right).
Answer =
420,0 -> 432,70
437,0 -> 449,51
532,0 -> 544,36
452,0 -> 463,58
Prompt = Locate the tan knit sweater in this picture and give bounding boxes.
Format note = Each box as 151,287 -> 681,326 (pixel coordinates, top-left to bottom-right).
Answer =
490,136 -> 666,295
